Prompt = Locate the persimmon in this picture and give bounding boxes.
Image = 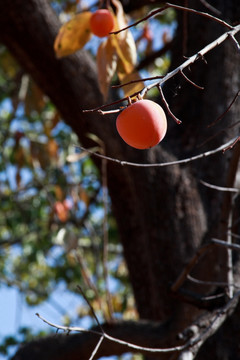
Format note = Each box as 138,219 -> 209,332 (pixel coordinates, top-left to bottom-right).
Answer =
54,201 -> 69,222
116,99 -> 167,149
90,9 -> 115,38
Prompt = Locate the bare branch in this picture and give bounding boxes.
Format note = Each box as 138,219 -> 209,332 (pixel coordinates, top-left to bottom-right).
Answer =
166,3 -> 232,30
36,313 -> 187,354
140,24 -> 240,99
110,5 -> 170,35
110,2 -> 232,36
35,292 -> 240,358
84,25 -> 240,115
73,136 -> 240,168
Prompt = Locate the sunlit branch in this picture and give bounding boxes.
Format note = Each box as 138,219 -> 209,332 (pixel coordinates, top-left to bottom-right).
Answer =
84,23 -> 240,123
73,136 -> 239,168
36,291 -> 240,357
140,24 -> 240,99
200,180 -> 240,193
89,335 -> 104,360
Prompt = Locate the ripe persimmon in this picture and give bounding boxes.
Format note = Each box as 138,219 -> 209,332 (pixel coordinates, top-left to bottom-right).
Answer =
90,9 -> 115,38
54,201 -> 69,222
116,99 -> 167,149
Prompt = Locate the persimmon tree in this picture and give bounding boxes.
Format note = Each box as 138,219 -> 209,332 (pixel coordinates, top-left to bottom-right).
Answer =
0,0 -> 240,359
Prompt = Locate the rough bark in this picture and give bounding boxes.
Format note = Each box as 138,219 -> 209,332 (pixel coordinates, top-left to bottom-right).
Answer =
0,0 -> 240,359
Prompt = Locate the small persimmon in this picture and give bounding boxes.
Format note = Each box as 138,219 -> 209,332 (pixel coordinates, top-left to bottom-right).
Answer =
90,9 -> 115,38
116,99 -> 167,150
54,201 -> 69,222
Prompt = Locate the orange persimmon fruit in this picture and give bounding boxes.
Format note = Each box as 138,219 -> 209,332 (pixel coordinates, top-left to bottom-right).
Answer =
90,9 -> 115,38
116,99 -> 167,149
54,201 -> 69,222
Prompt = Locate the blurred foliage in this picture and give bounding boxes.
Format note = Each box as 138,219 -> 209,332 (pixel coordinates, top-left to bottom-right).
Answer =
0,0 -> 175,357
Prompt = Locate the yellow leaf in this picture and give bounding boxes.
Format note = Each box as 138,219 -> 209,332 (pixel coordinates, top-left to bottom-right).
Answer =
111,0 -> 127,38
54,12 -> 92,58
110,0 -> 137,74
97,37 -> 118,100
117,71 -> 144,97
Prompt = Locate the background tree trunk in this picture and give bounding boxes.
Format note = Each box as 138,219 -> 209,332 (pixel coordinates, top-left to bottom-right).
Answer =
1,0 -> 240,359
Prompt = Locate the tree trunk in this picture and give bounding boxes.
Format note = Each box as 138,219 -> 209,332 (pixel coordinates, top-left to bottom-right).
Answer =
1,0 -> 240,359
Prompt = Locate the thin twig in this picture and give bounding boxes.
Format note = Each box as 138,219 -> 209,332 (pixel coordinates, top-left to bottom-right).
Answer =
74,136 -> 239,168
36,312 -> 101,336
98,109 -> 122,115
157,84 -> 182,124
200,179 -> 240,193
180,69 -> 204,90
112,75 -> 164,89
82,90 -> 141,113
89,335 -> 104,360
110,5 -> 170,35
77,285 -> 104,332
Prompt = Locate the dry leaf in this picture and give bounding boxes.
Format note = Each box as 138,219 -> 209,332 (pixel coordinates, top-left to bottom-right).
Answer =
110,0 -> 137,74
97,37 -> 118,100
54,12 -> 92,58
